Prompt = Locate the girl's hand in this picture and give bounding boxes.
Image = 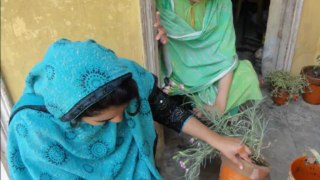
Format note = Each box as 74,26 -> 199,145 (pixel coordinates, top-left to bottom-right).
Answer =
161,79 -> 174,94
154,11 -> 168,44
214,136 -> 252,170
182,118 -> 252,170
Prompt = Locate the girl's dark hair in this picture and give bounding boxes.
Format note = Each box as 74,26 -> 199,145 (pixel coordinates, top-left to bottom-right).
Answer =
71,77 -> 140,127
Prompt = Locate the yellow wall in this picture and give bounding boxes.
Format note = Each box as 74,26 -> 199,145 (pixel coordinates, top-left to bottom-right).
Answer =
1,0 -> 145,102
291,0 -> 320,74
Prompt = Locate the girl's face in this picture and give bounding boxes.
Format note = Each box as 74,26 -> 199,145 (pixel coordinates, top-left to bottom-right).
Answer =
82,103 -> 128,125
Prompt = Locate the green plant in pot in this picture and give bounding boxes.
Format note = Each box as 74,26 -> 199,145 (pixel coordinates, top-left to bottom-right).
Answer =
301,55 -> 320,105
265,71 -> 308,105
172,96 -> 270,180
288,74 -> 309,101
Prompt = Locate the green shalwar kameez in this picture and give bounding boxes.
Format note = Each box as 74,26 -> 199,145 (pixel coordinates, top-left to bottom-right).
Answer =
157,0 -> 262,112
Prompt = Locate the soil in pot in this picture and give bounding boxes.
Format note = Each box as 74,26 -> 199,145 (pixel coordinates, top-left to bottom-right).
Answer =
301,66 -> 320,105
219,155 -> 270,180
272,90 -> 289,106
289,156 -> 320,180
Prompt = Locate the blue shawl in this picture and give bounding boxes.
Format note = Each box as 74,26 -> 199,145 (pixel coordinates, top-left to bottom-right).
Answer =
7,39 -> 162,179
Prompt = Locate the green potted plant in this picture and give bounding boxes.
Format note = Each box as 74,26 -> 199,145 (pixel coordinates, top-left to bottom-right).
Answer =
289,148 -> 320,180
265,71 -> 308,105
172,98 -> 270,180
288,74 -> 310,102
301,55 -> 320,105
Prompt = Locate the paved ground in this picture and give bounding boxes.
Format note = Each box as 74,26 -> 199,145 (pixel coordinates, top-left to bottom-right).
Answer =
157,88 -> 320,179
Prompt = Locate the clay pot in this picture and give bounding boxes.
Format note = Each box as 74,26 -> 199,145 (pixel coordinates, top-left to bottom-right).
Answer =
219,156 -> 270,180
301,66 -> 320,105
289,156 -> 320,180
272,90 -> 289,106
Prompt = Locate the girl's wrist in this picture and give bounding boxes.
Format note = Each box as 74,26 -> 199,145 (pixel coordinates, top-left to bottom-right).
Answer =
205,132 -> 224,151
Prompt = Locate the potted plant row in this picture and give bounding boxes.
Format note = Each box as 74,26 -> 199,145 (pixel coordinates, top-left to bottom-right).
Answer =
265,71 -> 309,105
301,55 -> 320,105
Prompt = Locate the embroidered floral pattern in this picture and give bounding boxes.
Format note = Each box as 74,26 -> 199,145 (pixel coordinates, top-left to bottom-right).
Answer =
45,65 -> 55,80
79,68 -> 110,94
82,164 -> 94,174
39,172 -> 52,180
88,140 -> 109,159
45,143 -> 68,165
16,124 -> 28,137
126,119 -> 136,128
46,103 -> 64,117
111,162 -> 123,177
10,149 -> 25,171
64,128 -> 77,140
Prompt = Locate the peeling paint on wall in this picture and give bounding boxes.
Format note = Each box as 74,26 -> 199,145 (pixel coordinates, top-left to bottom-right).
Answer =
1,0 -> 145,102
12,17 -> 27,37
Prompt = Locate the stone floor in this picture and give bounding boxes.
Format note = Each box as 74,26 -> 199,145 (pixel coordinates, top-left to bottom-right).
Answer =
157,88 -> 320,180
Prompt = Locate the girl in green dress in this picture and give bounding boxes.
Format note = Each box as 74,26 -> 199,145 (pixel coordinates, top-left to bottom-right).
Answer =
155,0 -> 262,115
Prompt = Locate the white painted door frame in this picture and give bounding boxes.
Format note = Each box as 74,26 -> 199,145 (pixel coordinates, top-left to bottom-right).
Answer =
139,0 -> 160,76
262,0 -> 304,76
139,0 -> 304,77
1,76 -> 13,175
139,0 -> 166,161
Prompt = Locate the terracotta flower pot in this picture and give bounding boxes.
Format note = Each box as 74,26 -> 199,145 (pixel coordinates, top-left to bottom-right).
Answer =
219,156 -> 270,180
289,156 -> 320,180
301,66 -> 320,105
272,90 -> 289,106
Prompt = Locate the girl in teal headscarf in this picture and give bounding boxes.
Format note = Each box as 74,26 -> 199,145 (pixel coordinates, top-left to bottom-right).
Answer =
155,0 -> 262,114
7,39 -> 252,179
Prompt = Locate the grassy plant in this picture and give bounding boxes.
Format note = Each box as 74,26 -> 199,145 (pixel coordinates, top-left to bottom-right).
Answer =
309,148 -> 320,164
265,71 -> 290,92
172,93 -> 269,180
288,75 -> 309,98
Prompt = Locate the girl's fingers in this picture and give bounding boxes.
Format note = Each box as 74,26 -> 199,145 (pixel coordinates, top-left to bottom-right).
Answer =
244,145 -> 252,155
230,155 -> 243,170
161,37 -> 168,44
155,34 -> 161,40
155,32 -> 164,40
169,80 -> 176,86
154,22 -> 160,28
155,11 -> 161,23
239,153 -> 252,164
154,11 -> 167,43
158,29 -> 166,36
237,145 -> 252,164
155,29 -> 166,40
192,108 -> 203,118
